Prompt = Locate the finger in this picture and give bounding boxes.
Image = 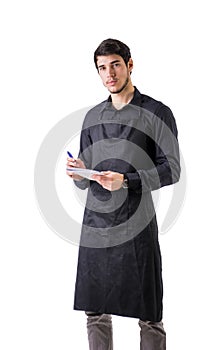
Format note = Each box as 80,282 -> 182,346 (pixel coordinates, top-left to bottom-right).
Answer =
91,174 -> 101,180
67,160 -> 77,166
73,159 -> 84,168
102,171 -> 111,175
66,171 -> 74,178
66,161 -> 73,166
91,175 -> 104,186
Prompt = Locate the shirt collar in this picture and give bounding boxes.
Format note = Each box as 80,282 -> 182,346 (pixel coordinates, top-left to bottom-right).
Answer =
99,86 -> 142,114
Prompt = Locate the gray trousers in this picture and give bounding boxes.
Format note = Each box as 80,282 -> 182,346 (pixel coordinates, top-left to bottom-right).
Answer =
86,312 -> 166,350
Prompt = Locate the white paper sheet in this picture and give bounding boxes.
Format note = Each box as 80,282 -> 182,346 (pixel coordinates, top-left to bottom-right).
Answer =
66,168 -> 104,180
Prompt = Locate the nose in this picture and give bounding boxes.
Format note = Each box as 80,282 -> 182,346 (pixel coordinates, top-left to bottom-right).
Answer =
106,65 -> 115,78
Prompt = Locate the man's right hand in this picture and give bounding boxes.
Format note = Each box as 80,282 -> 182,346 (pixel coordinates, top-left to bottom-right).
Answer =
66,157 -> 86,181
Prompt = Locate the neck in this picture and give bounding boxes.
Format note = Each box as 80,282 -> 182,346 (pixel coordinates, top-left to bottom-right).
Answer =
111,83 -> 135,110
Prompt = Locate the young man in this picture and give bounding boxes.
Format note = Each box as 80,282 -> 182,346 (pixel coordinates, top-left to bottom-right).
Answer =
67,38 -> 180,350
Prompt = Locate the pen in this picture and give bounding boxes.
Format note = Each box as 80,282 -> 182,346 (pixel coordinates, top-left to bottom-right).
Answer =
67,151 -> 74,158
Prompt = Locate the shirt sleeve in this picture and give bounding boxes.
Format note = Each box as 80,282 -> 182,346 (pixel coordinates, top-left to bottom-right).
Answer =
125,105 -> 181,192
73,123 -> 92,190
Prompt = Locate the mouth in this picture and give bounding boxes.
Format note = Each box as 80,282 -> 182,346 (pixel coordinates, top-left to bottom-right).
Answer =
106,80 -> 118,86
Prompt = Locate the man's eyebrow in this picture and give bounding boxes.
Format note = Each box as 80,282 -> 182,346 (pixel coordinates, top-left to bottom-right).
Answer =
98,60 -> 121,69
110,60 -> 121,64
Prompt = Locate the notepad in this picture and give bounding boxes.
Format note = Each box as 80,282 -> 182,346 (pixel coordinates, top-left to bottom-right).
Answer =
66,168 -> 104,180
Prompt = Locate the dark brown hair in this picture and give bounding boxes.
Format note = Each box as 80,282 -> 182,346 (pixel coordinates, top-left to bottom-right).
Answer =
94,38 -> 131,70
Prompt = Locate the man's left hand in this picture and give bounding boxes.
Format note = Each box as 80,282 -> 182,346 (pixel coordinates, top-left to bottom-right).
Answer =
92,171 -> 124,191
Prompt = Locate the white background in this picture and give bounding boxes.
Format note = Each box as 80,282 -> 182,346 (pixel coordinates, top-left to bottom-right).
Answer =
1,0 -> 220,349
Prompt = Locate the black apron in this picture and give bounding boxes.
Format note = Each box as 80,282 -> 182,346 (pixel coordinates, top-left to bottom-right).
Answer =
73,88 -> 180,322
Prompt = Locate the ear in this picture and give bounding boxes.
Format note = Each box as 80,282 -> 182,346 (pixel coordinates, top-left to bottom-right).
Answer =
128,58 -> 133,73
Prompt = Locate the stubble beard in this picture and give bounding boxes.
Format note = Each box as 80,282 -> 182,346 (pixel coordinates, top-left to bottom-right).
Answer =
108,77 -> 129,94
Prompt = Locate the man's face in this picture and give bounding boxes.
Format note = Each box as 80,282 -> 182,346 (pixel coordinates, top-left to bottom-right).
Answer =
96,54 -> 133,94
